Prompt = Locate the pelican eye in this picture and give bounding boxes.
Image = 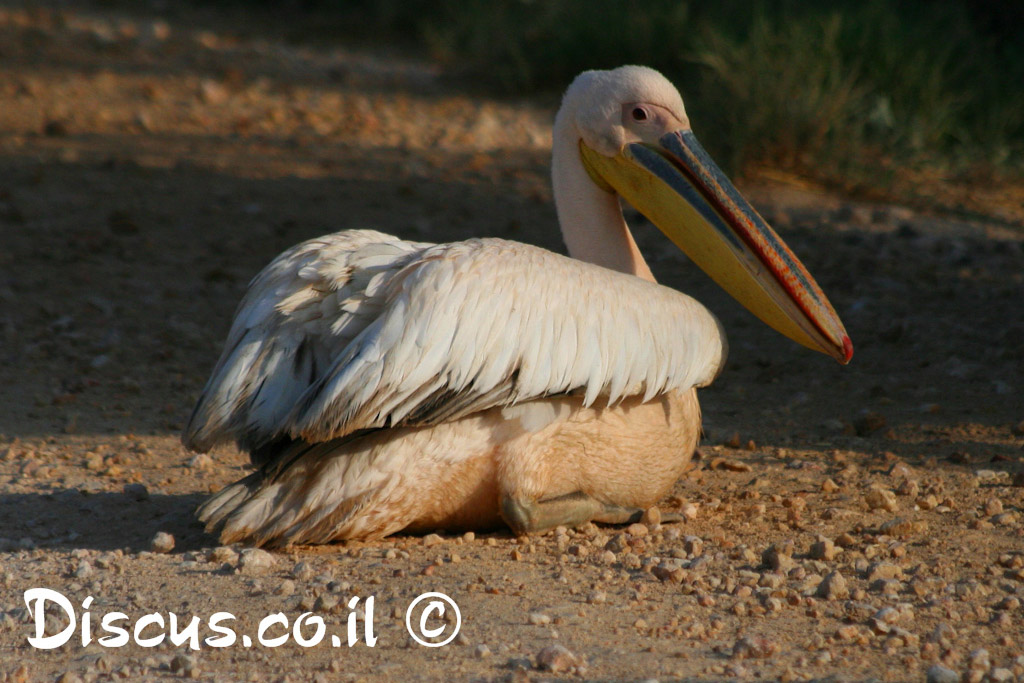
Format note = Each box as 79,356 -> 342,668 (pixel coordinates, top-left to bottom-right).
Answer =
631,107 -> 648,122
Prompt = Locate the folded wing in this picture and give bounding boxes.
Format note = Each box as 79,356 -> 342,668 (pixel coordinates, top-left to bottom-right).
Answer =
183,231 -> 726,454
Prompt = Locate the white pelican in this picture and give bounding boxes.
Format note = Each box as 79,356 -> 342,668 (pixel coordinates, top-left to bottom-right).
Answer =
183,65 -> 851,546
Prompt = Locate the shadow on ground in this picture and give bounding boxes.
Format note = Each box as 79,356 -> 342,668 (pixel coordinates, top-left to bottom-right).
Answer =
0,490 -> 212,553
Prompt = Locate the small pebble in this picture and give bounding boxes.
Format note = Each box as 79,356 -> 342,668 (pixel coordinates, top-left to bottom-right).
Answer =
865,488 -> 899,512
732,635 -> 778,659
984,498 -> 1003,516
605,534 -> 627,553
762,541 -> 796,571
879,517 -> 925,536
993,512 -> 1018,527
618,552 -> 640,569
968,648 -> 991,671
926,664 -> 959,683
239,548 -> 276,574
652,562 -> 686,583
536,644 -> 580,673
209,546 -> 238,564
567,544 -> 587,557
866,562 -> 903,581
149,532 -> 174,554
507,656 -> 531,673
836,624 -> 862,640
835,533 -> 858,547
896,479 -> 919,497
170,654 -> 199,678
817,570 -> 849,600
711,457 -> 752,472
291,561 -> 313,581
188,453 -> 213,470
810,537 -> 837,561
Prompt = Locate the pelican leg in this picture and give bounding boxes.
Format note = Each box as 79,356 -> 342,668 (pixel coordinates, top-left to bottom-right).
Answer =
500,492 -> 644,535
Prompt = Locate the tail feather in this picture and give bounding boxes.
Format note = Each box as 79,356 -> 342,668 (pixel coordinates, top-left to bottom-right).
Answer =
195,471 -> 263,534
195,437 -> 402,547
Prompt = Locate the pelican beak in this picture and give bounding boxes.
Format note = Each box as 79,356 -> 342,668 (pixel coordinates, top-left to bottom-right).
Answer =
580,130 -> 853,364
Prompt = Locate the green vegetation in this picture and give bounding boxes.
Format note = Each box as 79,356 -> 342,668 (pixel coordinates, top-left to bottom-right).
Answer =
333,0 -> 1023,193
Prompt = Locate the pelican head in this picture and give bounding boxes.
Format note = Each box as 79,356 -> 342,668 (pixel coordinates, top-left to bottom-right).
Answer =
553,65 -> 852,364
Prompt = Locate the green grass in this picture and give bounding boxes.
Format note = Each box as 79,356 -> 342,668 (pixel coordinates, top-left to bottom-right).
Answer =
326,0 -> 1023,191
190,0 -> 1023,206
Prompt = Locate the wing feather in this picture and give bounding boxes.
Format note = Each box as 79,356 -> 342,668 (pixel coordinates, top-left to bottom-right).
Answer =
184,232 -> 726,453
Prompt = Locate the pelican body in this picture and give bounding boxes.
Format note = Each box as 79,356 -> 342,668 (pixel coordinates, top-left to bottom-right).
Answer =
184,66 -> 851,546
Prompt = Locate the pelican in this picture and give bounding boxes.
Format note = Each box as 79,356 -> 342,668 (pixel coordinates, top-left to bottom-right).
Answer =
183,65 -> 851,547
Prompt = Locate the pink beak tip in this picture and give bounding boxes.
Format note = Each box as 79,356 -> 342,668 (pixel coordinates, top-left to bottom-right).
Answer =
839,335 -> 854,364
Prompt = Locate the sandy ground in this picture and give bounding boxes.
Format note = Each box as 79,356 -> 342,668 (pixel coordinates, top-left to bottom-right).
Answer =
1,3 -> 1023,682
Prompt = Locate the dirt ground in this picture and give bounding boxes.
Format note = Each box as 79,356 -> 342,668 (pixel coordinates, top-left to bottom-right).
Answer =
1,3 -> 1023,682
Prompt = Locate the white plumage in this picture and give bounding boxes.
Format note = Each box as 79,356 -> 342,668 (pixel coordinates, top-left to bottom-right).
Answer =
183,65 -> 848,545
185,231 -> 725,453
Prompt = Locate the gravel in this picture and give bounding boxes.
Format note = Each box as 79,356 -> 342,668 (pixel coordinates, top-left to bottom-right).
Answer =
1,3 -> 1022,682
